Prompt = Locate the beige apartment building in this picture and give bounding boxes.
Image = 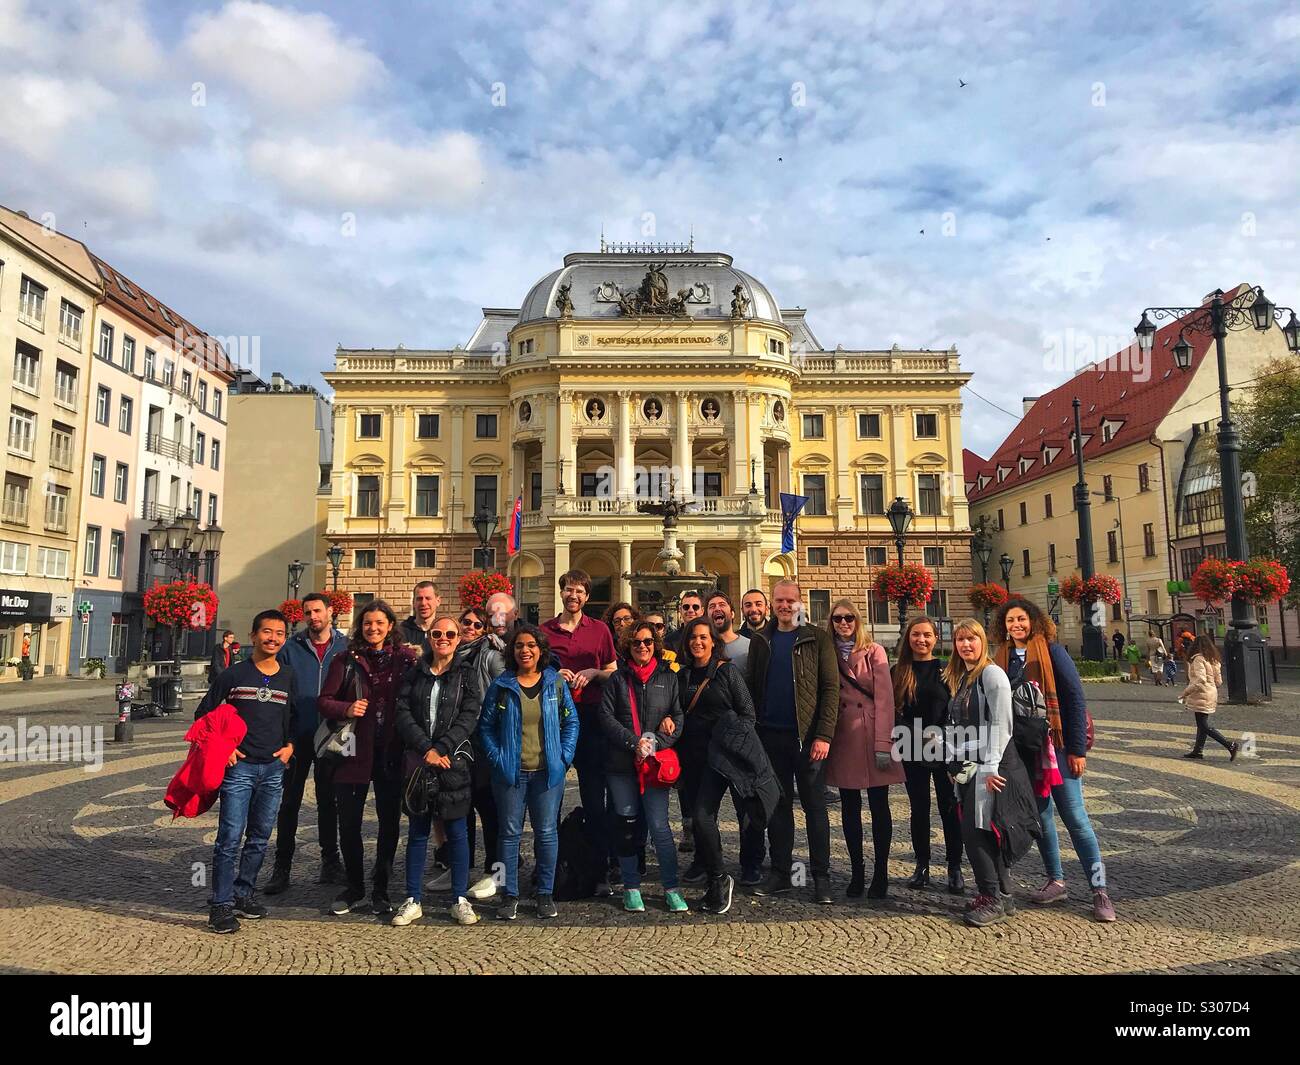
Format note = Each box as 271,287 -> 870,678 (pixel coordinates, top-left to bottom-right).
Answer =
964,284 -> 1294,653
0,208 -> 98,676
219,370 -> 334,635
323,244 -> 975,631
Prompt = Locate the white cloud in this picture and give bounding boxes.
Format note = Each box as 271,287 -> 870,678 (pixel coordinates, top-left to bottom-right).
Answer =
0,74 -> 114,159
185,1 -> 384,113
246,132 -> 486,211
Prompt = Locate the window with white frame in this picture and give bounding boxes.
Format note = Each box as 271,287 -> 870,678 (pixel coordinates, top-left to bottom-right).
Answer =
37,546 -> 68,578
207,494 -> 217,525
108,531 -> 124,579
213,390 -> 223,418
195,431 -> 206,465
114,462 -> 129,503
98,322 -> 114,361
192,487 -> 202,519
3,475 -> 30,524
90,455 -> 106,496
181,369 -> 192,396
118,396 -> 133,434
45,485 -> 70,532
0,540 -> 28,575
143,347 -> 156,380
121,335 -> 135,373
162,359 -> 174,388
8,407 -> 36,456
914,412 -> 939,438
83,526 -> 100,575
211,439 -> 220,470
18,276 -> 46,325
59,300 -> 83,345
54,361 -> 77,408
13,343 -> 39,392
197,380 -> 207,410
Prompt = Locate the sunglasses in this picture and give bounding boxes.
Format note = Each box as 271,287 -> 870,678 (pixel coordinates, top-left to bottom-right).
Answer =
681,604 -> 703,613
630,637 -> 655,648
461,620 -> 484,629
650,622 -> 666,630
831,614 -> 857,624
430,629 -> 458,639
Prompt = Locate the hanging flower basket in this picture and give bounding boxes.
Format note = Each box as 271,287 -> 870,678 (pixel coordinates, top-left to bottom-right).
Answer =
143,581 -> 219,630
1058,574 -> 1122,605
328,589 -> 354,617
968,582 -> 1009,611
458,571 -> 513,611
1059,575 -> 1085,604
1237,559 -> 1291,604
873,564 -> 933,605
279,599 -> 305,624
1190,558 -> 1239,603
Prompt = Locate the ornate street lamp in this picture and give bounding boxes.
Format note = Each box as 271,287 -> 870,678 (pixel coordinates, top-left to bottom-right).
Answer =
146,508 -> 222,711
972,527 -> 994,629
999,551 -> 1013,590
886,496 -> 915,631
1135,285 -> 1299,702
473,506 -> 499,569
327,542 -> 344,590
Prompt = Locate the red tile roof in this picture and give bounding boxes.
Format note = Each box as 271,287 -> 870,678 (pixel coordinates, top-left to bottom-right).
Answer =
963,447 -> 985,486
965,287 -> 1244,503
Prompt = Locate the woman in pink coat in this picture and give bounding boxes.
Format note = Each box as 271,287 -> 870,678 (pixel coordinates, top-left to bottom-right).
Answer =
824,598 -> 905,899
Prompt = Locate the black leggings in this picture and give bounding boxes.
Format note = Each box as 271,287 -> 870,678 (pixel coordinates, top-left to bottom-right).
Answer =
839,786 -> 891,877
335,769 -> 401,895
466,779 -> 499,876
1194,713 -> 1233,753
902,761 -> 963,868
959,778 -> 1011,898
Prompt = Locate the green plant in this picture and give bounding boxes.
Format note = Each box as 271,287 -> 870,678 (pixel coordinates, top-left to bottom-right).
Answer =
1071,658 -> 1120,678
84,657 -> 107,676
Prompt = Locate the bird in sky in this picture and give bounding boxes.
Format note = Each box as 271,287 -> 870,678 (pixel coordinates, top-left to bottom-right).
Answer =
959,79 -> 967,88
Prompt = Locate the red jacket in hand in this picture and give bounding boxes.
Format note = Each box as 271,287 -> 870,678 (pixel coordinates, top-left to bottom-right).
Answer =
165,703 -> 247,820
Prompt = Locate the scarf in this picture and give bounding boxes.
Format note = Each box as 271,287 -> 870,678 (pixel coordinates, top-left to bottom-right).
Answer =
630,658 -> 658,686
834,637 -> 855,660
995,635 -> 1064,751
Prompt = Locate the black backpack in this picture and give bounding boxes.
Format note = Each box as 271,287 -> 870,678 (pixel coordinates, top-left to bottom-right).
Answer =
1011,679 -> 1050,768
552,806 -> 604,901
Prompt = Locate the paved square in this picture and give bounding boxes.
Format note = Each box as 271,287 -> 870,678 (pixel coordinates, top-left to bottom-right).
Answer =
1,677 -> 1297,974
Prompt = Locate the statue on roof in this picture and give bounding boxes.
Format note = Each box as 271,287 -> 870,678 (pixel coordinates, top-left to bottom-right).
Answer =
730,284 -> 750,319
554,282 -> 574,318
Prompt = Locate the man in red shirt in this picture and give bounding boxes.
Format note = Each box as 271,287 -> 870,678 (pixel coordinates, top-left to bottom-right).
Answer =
541,568 -> 617,889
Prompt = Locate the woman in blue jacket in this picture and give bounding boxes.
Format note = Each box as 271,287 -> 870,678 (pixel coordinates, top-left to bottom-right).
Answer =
478,623 -> 579,921
991,598 -> 1116,923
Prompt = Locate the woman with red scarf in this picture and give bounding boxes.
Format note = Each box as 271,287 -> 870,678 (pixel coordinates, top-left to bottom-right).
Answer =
597,620 -> 686,913
318,600 -> 419,917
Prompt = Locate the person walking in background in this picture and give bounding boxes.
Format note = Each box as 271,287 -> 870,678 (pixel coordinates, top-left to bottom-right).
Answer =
993,598 -> 1117,923
1146,632 -> 1169,686
479,624 -> 580,921
1180,635 -> 1239,761
598,620 -> 687,913
209,630 -> 240,682
1123,640 -> 1143,684
392,616 -> 483,927
318,600 -> 419,917
824,599 -> 903,899
894,615 -> 964,895
1111,630 -> 1125,661
265,593 -> 348,895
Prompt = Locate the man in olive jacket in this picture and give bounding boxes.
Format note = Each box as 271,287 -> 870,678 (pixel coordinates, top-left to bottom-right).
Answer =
749,579 -> 839,903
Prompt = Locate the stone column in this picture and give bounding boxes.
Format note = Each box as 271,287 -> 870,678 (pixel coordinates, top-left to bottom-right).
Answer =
554,539 -> 570,587
327,401 -> 348,536
675,391 -> 693,499
748,395 -> 766,505
684,539 -> 697,573
833,403 -> 854,531
449,405 -> 465,533
617,390 -> 633,499
619,540 -> 632,602
730,390 -> 749,496
541,394 -> 558,499
557,390 -> 575,495
747,541 -> 764,593
388,404 -> 408,532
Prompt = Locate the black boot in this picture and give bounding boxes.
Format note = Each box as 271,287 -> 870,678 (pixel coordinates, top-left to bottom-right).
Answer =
679,816 -> 695,854
846,864 -> 866,897
947,864 -> 965,895
867,870 -> 888,899
371,861 -> 394,915
263,863 -> 291,896
906,865 -> 930,890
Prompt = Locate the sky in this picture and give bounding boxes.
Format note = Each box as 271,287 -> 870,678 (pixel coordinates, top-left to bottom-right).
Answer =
2,0 -> 1297,457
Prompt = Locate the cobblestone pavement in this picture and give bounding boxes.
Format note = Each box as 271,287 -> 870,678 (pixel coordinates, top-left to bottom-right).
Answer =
1,680 -> 1297,974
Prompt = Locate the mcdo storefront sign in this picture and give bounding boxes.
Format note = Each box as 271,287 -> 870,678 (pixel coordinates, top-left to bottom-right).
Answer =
0,591 -> 54,621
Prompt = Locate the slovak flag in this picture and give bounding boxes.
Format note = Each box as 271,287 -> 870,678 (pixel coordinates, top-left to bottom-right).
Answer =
507,495 -> 523,556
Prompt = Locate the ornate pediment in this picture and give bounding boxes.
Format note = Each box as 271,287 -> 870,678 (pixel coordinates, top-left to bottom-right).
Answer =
467,453 -> 504,470
408,451 -> 446,468
850,452 -> 890,469
909,451 -> 947,468
350,452 -> 385,469
793,451 -> 833,470
596,264 -> 709,317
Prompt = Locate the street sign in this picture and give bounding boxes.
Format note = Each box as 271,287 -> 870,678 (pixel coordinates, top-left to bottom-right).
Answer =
1047,578 -> 1059,597
1123,597 -> 1132,611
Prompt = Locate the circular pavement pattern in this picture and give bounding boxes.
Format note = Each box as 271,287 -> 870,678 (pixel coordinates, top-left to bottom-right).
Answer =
1,712 -> 1298,974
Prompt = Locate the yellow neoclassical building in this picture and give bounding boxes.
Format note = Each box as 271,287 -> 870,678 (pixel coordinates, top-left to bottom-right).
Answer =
323,245 -> 974,631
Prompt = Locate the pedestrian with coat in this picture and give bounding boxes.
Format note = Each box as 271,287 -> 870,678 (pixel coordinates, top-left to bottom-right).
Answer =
598,620 -> 687,913
317,600 -> 419,917
392,616 -> 484,927
824,598 -> 904,899
479,623 -> 580,921
1180,635 -> 1239,761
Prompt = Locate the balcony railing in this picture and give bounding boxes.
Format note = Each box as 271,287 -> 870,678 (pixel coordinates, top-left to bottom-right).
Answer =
141,500 -> 180,522
54,383 -> 78,409
1,500 -> 29,524
551,494 -> 767,518
145,433 -> 193,465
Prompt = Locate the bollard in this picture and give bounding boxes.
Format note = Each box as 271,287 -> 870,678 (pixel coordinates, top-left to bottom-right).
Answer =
114,681 -> 135,743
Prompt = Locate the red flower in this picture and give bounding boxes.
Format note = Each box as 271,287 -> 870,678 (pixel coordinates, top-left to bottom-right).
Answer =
144,580 -> 219,630
968,582 -> 1009,611
279,599 -> 305,624
873,564 -> 933,605
457,571 -> 514,611
328,590 -> 353,616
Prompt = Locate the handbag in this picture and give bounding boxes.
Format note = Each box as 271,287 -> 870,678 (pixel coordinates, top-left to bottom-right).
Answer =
313,658 -> 360,764
628,676 -> 680,790
402,761 -> 439,818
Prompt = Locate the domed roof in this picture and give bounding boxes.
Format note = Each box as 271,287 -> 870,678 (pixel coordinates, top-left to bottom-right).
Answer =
518,251 -> 783,325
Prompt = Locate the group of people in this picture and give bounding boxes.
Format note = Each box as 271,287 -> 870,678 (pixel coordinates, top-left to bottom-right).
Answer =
196,571 -> 1123,935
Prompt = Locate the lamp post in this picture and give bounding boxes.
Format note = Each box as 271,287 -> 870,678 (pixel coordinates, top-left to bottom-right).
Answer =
886,496 -> 915,633
473,506 -> 500,571
147,509 -> 222,712
326,542 -> 344,591
999,551 -> 1013,592
1093,491 -> 1131,645
1071,397 -> 1106,661
1135,286 -> 1300,701
287,559 -> 306,631
972,527 -> 994,629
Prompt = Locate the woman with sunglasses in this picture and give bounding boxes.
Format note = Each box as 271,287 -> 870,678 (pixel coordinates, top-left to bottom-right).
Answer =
393,616 -> 483,926
823,599 -> 904,898
479,624 -> 580,920
894,614 -> 964,894
598,620 -> 687,913
458,608 -> 487,645
318,600 -> 420,916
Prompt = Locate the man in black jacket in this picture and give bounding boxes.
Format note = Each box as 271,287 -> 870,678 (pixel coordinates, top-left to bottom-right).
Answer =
739,588 -> 771,639
398,581 -> 440,652
197,610 -> 297,934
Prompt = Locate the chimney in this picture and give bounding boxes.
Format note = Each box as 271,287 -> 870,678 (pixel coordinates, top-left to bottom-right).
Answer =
271,372 -> 287,392
1022,396 -> 1039,416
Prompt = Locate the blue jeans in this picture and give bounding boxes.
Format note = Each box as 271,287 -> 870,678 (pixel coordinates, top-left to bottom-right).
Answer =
406,813 -> 468,902
1036,762 -> 1106,889
494,771 -> 564,897
210,759 -> 286,907
607,773 -> 679,891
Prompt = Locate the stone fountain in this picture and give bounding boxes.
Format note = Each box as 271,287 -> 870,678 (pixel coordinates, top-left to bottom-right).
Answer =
624,491 -> 718,616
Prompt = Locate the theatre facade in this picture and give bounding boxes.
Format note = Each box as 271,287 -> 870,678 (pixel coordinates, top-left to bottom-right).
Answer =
323,244 -> 974,633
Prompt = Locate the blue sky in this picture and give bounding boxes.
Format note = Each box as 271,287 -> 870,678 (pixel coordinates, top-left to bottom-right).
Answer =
2,0 -> 1297,456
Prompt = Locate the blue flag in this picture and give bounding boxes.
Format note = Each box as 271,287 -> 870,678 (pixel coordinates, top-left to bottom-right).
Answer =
780,492 -> 808,554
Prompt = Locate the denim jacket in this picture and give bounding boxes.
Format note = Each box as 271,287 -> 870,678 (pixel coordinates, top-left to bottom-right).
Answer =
479,667 -> 580,790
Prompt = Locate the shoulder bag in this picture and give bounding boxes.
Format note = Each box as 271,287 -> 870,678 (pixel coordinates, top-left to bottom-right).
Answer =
630,677 -> 680,790
314,657 -> 360,764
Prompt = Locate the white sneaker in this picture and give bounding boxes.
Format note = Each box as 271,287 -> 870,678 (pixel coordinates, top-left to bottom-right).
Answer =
467,875 -> 497,900
390,897 -> 423,927
449,897 -> 480,926
426,866 -> 452,892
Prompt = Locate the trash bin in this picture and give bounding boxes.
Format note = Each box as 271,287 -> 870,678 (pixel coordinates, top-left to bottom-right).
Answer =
148,664 -> 183,714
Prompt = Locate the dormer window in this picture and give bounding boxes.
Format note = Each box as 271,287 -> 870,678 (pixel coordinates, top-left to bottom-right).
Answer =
996,465 -> 1011,483
978,474 -> 991,491
1019,457 -> 1034,475
1100,418 -> 1124,444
